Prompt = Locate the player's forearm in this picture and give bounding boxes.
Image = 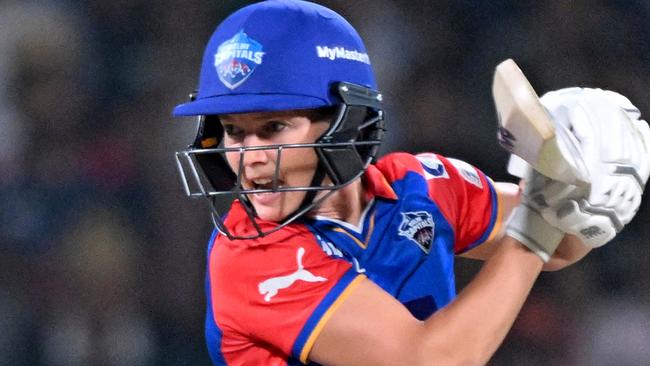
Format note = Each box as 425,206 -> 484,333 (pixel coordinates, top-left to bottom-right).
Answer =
543,234 -> 591,271
419,235 -> 542,365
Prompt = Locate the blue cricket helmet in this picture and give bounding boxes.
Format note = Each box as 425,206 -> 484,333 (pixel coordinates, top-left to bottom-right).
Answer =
173,0 -> 378,116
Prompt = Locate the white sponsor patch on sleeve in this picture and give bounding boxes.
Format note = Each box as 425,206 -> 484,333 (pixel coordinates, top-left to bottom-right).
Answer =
448,158 -> 483,189
416,153 -> 449,180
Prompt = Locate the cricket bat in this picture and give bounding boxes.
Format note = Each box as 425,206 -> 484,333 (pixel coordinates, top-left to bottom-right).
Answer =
492,59 -> 589,185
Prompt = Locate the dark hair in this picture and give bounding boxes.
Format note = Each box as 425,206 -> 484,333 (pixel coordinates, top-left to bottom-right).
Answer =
303,106 -> 339,123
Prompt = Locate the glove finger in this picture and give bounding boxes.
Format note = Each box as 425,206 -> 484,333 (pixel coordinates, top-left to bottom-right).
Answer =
610,178 -> 639,224
565,105 -> 596,153
590,174 -> 619,206
592,175 -> 639,223
557,200 -> 618,248
632,119 -> 650,182
619,190 -> 642,225
538,180 -> 583,207
598,89 -> 641,120
617,118 -> 637,164
603,176 -> 628,209
596,108 -> 628,163
634,118 -> 650,153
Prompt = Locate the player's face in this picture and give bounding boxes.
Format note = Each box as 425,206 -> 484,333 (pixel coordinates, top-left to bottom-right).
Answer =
220,111 -> 329,222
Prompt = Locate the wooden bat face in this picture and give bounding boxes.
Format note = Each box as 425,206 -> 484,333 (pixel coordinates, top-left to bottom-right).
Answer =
492,59 -> 589,186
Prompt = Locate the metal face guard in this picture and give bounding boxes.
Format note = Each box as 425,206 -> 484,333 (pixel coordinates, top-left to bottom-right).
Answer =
175,140 -> 381,239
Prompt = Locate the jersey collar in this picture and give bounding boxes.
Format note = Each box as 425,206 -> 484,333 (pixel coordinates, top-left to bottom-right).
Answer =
363,164 -> 397,201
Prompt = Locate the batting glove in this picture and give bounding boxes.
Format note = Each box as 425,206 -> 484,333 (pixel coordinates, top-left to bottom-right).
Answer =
538,88 -> 650,247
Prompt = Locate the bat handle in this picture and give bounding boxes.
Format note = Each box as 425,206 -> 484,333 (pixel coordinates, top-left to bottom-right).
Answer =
538,121 -> 590,186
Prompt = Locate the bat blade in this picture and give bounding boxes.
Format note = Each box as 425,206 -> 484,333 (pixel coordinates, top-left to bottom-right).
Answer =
492,59 -> 589,185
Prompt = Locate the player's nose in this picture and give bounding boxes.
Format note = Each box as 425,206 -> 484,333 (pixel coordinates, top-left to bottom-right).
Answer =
241,148 -> 269,167
241,135 -> 272,167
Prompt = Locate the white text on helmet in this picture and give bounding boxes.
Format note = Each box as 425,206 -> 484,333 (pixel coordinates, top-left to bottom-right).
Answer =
315,46 -> 370,65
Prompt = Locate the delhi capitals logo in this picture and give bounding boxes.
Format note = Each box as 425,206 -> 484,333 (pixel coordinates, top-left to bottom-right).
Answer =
214,30 -> 265,90
398,211 -> 435,253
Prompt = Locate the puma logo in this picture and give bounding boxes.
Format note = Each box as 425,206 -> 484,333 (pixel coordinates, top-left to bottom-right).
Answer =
258,247 -> 327,302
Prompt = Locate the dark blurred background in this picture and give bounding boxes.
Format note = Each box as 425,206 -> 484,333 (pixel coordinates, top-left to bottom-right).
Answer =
1,1 -> 649,365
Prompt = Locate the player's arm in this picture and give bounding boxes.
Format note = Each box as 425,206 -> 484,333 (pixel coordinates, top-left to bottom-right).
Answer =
309,234 -> 543,366
459,182 -> 518,261
461,181 -> 591,271
310,87 -> 650,365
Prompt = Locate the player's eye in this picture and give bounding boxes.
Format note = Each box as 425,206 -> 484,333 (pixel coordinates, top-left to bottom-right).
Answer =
223,124 -> 244,139
261,121 -> 287,137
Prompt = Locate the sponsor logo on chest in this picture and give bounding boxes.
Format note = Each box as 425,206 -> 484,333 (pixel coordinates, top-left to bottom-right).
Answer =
257,247 -> 326,302
398,211 -> 435,253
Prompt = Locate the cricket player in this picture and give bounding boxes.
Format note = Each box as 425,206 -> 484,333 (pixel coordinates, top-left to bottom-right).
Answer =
172,1 -> 650,364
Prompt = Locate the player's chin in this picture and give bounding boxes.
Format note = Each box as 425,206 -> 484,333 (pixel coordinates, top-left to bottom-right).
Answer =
252,191 -> 304,222
254,207 -> 286,222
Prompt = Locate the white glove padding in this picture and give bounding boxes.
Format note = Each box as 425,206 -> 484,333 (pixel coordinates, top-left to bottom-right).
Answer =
541,88 -> 650,225
506,204 -> 563,262
506,158 -> 573,262
542,199 -> 618,248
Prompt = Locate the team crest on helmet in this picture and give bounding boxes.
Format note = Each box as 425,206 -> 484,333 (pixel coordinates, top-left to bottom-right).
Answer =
398,211 -> 435,253
214,30 -> 265,89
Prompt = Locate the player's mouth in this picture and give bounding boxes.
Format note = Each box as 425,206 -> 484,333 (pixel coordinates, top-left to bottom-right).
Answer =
248,178 -> 283,205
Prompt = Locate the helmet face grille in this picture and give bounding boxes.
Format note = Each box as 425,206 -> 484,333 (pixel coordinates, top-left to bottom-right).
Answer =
175,82 -> 385,239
